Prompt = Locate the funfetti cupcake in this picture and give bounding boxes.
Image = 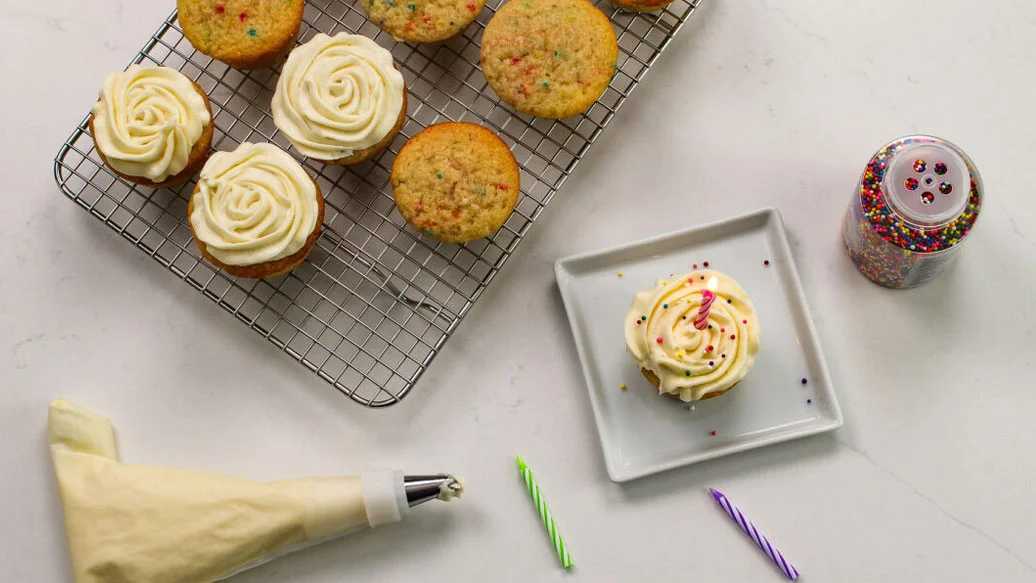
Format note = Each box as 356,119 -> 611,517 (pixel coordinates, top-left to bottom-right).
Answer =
188,142 -> 325,279
89,65 -> 213,188
362,0 -> 487,43
480,0 -> 618,119
391,122 -> 520,243
624,269 -> 760,402
272,33 -> 407,165
177,0 -> 305,70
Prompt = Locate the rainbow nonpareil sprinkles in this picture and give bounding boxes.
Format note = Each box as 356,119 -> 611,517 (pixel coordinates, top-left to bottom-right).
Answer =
842,135 -> 983,289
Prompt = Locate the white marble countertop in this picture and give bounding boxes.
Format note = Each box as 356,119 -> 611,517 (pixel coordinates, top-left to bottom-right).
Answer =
3,0 -> 1036,581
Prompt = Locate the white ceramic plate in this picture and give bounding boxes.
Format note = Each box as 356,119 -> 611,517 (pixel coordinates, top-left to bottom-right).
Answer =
555,208 -> 843,482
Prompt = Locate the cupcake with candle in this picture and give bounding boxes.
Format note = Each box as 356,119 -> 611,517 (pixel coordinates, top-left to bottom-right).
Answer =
624,269 -> 760,402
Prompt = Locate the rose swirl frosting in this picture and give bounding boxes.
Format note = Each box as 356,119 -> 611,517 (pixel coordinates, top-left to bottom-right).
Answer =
624,270 -> 760,402
190,143 -> 319,266
91,65 -> 210,182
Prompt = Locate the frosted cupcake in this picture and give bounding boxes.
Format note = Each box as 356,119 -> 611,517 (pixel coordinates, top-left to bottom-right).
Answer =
89,65 -> 213,188
188,143 -> 324,279
272,33 -> 407,165
624,269 -> 760,402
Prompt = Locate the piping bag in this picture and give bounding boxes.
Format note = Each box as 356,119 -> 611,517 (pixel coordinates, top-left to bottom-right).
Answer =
47,400 -> 463,583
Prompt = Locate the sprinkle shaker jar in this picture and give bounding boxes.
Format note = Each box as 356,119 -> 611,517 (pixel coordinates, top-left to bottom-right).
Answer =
842,135 -> 983,289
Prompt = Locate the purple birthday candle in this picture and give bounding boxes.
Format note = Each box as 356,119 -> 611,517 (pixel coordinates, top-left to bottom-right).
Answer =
709,488 -> 800,580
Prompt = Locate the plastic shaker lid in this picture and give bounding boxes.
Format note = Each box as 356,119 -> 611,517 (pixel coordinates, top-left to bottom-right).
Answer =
885,142 -> 970,226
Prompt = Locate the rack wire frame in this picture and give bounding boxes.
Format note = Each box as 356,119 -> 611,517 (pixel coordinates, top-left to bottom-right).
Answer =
53,0 -> 702,407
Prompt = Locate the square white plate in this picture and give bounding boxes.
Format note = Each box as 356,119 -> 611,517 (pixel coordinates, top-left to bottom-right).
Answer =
555,208 -> 843,482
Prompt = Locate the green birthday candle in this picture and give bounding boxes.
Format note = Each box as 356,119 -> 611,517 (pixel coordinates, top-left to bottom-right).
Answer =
516,455 -> 573,569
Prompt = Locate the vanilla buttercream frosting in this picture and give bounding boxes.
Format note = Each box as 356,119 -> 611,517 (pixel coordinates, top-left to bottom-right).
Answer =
91,65 -> 210,182
48,400 -> 373,583
190,142 -> 320,266
624,270 -> 760,401
272,33 -> 405,161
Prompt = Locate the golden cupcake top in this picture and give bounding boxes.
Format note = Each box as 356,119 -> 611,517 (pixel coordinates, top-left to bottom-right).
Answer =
90,65 -> 211,182
391,122 -> 520,243
190,143 -> 319,266
363,0 -> 487,43
625,269 -> 760,401
480,0 -> 618,119
176,0 -> 305,69
272,33 -> 405,161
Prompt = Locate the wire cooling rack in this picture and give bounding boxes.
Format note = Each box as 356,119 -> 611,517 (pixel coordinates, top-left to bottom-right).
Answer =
54,0 -> 703,407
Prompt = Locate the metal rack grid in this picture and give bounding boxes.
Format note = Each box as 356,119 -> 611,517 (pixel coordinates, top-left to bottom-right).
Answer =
53,0 -> 702,407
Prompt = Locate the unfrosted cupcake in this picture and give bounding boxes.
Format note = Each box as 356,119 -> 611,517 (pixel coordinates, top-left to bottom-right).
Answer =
188,143 -> 324,279
177,0 -> 305,69
609,0 -> 675,12
272,33 -> 407,165
624,270 -> 760,402
480,0 -> 618,119
363,0 -> 486,42
89,65 -> 213,188
391,122 -> 519,243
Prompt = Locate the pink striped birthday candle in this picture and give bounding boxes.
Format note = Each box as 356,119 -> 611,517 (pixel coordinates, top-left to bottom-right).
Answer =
693,290 -> 715,330
709,488 -> 800,580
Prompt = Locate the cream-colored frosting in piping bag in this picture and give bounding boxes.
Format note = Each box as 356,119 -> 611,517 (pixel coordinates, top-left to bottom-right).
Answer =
48,400 -> 432,583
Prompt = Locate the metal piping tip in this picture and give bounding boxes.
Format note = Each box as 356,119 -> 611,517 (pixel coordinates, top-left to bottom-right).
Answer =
404,474 -> 464,507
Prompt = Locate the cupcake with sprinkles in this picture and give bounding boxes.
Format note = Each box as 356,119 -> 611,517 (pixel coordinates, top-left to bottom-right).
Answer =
625,269 -> 760,402
177,0 -> 305,69
391,122 -> 519,243
362,0 -> 487,43
481,0 -> 618,119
